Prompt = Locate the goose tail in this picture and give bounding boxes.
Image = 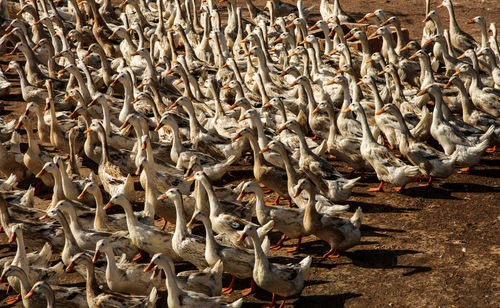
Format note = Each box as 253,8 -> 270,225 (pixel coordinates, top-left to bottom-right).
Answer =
350,207 -> 364,229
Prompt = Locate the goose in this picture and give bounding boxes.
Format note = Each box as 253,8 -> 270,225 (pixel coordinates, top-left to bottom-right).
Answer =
437,0 -> 477,52
66,253 -> 158,308
237,224 -> 312,308
144,253 -> 243,308
343,102 -> 420,192
296,179 -> 363,259
277,120 -> 359,201
93,239 -> 162,295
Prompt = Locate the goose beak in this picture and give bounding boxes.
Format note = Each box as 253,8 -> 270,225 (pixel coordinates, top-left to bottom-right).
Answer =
293,187 -> 303,198
417,89 -> 427,96
347,36 -> 357,42
228,103 -> 237,110
240,38 -> 249,44
64,95 -> 71,102
368,32 -> 378,39
144,261 -> 155,272
92,251 -> 101,263
377,70 -> 386,76
83,128 -> 92,134
32,43 -> 41,51
312,106 -> 320,114
135,165 -> 143,176
408,53 -> 417,60
108,33 -> 116,40
423,16 -> 431,22
137,82 -> 144,89
341,106 -> 351,113
325,79 -> 335,86
309,24 -> 319,31
424,39 -> 433,45
400,45 -> 409,52
39,214 -> 48,220
357,17 -> 367,23
78,190 -> 87,200
276,125 -> 286,133
288,81 -> 298,88
157,193 -> 167,201
24,289 -> 35,300
163,69 -> 174,76
237,115 -> 246,122
35,169 -> 46,178
237,190 -> 246,201
334,69 -> 342,74
186,216 -> 197,229
237,232 -> 247,242
273,37 -> 282,43
232,133 -> 242,142
221,84 -> 230,90
15,120 -> 23,130
262,102 -> 272,108
356,80 -> 364,86
259,146 -> 270,154
130,51 -> 139,56
427,101 -> 435,106
380,20 -> 390,26
287,51 -> 296,58
168,102 -> 179,110
457,54 -> 466,59
103,201 -> 114,210
174,79 -> 183,86
444,81 -> 452,89
119,0 -> 128,8
221,63 -> 228,68
375,108 -> 386,115
328,48 -> 337,55
119,121 -> 129,130
279,71 -> 288,77
298,39 -> 306,45
437,3 -> 444,8
285,23 -> 294,29
154,122 -> 164,132
65,261 -> 76,273
186,175 -> 196,182
8,232 -> 16,243
452,69 -> 461,76
243,51 -> 251,57
141,141 -> 147,150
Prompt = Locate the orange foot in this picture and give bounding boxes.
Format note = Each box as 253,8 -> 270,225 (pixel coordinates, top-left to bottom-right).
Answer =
160,218 -> 167,231
311,135 -> 319,140
132,251 -> 143,262
319,249 -> 340,261
240,279 -> 255,296
266,195 -> 280,206
459,167 -> 471,172
286,238 -> 302,252
270,234 -> 287,250
486,146 -> 496,153
222,276 -> 236,295
418,177 -> 433,187
394,185 -> 406,192
5,294 -> 21,305
368,181 -> 384,192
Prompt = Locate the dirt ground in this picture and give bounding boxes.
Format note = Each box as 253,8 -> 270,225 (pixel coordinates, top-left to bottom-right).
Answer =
1,0 -> 500,307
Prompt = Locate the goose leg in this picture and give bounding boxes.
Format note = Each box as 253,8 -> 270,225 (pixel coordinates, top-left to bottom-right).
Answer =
271,234 -> 287,250
287,197 -> 293,208
286,237 -> 302,252
418,176 -> 433,187
160,218 -> 167,231
266,195 -> 280,206
222,276 -> 236,294
486,145 -> 496,153
394,184 -> 406,192
266,293 -> 277,308
278,297 -> 287,308
5,294 -> 20,305
319,248 -> 340,261
368,181 -> 384,192
240,278 -> 255,296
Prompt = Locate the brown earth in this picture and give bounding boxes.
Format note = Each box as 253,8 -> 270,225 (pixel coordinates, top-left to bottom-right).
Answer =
1,0 -> 500,307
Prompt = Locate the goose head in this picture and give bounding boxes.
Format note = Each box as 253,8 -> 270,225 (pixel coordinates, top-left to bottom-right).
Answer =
237,224 -> 258,243
186,210 -> 208,228
24,281 -> 53,301
293,178 -> 315,198
380,16 -> 400,27
66,252 -> 92,273
276,119 -> 302,134
36,161 -> 58,178
7,223 -> 23,243
78,182 -> 100,201
93,239 -> 112,262
237,181 -> 261,200
232,127 -> 254,142
417,83 -> 442,98
157,188 -> 182,202
104,194 -> 131,211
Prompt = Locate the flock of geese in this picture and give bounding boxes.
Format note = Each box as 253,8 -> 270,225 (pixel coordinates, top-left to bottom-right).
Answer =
0,0 -> 499,306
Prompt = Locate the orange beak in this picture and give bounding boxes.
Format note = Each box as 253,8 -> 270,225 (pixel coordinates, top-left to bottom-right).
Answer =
341,106 -> 351,113
276,125 -> 287,134
356,80 -> 364,86
237,232 -> 247,242
293,187 -> 303,198
24,289 -> 35,300
157,193 -> 167,201
288,81 -> 298,88
274,37 -> 283,44
78,189 -> 87,200
309,24 -> 318,31
443,81 -> 452,89
325,79 -> 335,86
154,122 -> 164,132
237,190 -> 246,201
103,201 -> 114,210
186,175 -> 196,182
169,101 -> 179,110
437,3 -> 444,8
8,232 -> 16,243
452,69 -> 461,77
417,89 -> 427,96
399,45 -> 409,52
144,260 -> 155,272
92,250 -> 101,263
375,108 -> 385,115
35,169 -> 46,178
312,106 -> 320,114
259,146 -> 270,154
83,128 -> 92,134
